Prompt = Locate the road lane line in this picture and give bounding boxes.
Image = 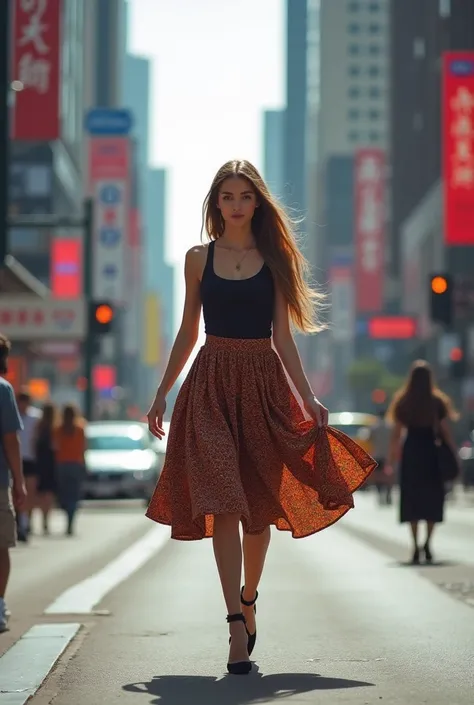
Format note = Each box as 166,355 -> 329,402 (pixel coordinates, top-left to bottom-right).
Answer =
0,624 -> 80,705
44,523 -> 169,615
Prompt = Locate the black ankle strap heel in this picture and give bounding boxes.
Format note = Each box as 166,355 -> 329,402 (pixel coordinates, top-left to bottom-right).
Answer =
241,587 -> 258,656
226,613 -> 252,675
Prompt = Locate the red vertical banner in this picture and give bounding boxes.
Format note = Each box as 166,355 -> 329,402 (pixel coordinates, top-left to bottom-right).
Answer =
354,149 -> 385,313
51,239 -> 82,298
11,0 -> 62,141
442,52 -> 474,245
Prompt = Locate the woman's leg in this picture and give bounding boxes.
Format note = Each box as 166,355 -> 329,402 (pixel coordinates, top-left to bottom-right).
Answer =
212,513 -> 248,663
39,492 -> 55,533
425,521 -> 435,551
241,527 -> 271,634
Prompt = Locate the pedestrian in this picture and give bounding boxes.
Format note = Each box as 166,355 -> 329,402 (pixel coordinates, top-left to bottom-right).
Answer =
54,405 -> 86,536
368,409 -> 394,506
0,334 -> 27,632
34,402 -> 58,535
16,389 -> 41,537
146,160 -> 376,674
385,360 -> 460,565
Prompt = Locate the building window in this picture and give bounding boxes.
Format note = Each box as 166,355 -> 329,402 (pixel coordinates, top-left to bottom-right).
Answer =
348,43 -> 361,56
348,108 -> 360,120
348,86 -> 361,98
348,1 -> 361,11
349,65 -> 361,77
348,23 -> 361,34
369,23 -> 381,34
368,109 -> 381,120
348,131 -> 360,142
368,1 -> 380,11
369,44 -> 381,56
369,86 -> 381,99
369,131 -> 381,142
368,65 -> 380,78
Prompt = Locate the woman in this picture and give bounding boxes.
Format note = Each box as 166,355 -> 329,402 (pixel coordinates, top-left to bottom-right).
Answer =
54,405 -> 86,536
386,360 -> 459,565
146,160 -> 376,675
34,402 -> 57,534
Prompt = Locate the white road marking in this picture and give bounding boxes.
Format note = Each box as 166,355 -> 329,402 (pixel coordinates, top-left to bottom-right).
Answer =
0,624 -> 80,705
44,523 -> 169,615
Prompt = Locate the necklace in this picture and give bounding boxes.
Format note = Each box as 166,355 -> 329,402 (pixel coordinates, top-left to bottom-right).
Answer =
215,243 -> 256,272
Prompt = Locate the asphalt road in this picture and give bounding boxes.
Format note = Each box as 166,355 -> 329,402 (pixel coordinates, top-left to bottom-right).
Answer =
1,492 -> 473,704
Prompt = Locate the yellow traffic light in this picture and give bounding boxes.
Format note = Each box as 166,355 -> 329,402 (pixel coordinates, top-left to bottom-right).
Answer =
431,275 -> 448,295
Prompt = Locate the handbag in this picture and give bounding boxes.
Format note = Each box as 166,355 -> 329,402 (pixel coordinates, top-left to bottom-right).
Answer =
433,416 -> 459,483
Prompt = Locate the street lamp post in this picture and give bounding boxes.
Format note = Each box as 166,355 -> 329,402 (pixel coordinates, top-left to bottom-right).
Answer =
0,0 -> 11,265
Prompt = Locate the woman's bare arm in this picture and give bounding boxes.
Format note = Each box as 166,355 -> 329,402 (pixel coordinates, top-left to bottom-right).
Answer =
386,421 -> 403,465
272,284 -> 313,401
155,247 -> 204,399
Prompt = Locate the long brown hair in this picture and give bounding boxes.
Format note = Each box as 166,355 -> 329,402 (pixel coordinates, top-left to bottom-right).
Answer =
201,159 -> 325,333
60,404 -> 82,435
387,359 -> 458,427
37,402 -> 56,434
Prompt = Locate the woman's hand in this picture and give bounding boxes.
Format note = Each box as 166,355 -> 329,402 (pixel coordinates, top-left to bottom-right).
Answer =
147,394 -> 167,439
303,395 -> 329,428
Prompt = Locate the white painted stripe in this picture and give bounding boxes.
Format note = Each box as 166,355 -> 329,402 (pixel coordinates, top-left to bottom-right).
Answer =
44,524 -> 169,615
0,624 -> 80,705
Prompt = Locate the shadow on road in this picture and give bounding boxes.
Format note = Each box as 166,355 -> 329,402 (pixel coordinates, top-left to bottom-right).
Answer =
123,669 -> 374,704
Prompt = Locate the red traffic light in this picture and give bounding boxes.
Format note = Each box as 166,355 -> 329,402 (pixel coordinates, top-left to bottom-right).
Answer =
95,304 -> 113,325
449,347 -> 463,362
431,276 -> 448,295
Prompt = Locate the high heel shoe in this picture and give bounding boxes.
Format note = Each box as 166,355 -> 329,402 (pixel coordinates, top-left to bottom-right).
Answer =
240,586 -> 258,656
226,613 -> 252,675
423,542 -> 433,564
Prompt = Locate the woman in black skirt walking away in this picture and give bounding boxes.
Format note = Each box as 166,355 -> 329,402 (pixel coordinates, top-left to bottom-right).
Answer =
34,402 -> 58,535
385,360 -> 459,565
146,160 -> 376,675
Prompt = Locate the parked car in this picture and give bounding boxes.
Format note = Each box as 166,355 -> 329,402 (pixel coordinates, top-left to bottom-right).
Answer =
459,429 -> 474,490
84,421 -> 162,501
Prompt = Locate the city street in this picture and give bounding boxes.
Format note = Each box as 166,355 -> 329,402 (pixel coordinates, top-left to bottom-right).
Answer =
0,493 -> 473,704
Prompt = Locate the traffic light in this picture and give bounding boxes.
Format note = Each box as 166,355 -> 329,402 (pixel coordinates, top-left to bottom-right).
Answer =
449,346 -> 466,380
89,301 -> 115,335
429,273 -> 453,326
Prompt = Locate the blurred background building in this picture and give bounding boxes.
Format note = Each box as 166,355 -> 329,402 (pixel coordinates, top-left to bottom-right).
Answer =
2,0 -> 174,418
261,0 -> 474,426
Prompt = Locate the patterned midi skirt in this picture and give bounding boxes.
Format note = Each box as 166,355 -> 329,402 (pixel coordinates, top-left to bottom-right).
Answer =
146,336 -> 377,540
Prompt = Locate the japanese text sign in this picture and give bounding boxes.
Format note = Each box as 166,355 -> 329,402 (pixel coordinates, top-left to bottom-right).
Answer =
354,149 -> 385,313
443,52 -> 474,245
11,0 -> 61,141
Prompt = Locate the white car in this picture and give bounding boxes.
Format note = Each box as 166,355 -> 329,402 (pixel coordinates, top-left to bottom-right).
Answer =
84,421 -> 162,501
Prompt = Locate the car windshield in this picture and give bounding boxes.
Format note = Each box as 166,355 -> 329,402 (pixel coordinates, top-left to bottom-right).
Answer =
87,434 -> 148,451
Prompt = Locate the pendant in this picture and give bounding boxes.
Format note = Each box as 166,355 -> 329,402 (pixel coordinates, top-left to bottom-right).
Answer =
236,264 -> 241,271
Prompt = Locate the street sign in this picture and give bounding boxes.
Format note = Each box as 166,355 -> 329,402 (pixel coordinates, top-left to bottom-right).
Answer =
84,108 -> 133,136
0,297 -> 86,340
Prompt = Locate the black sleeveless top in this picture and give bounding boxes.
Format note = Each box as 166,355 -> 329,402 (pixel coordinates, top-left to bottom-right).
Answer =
200,241 -> 275,339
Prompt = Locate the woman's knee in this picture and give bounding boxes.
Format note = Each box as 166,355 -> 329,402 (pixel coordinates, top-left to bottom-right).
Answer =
213,512 -> 241,532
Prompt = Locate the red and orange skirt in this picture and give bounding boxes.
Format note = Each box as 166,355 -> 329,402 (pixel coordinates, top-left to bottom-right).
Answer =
146,336 -> 377,540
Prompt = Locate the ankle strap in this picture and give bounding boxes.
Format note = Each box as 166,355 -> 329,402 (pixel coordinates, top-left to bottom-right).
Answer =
226,612 -> 246,624
240,587 -> 258,607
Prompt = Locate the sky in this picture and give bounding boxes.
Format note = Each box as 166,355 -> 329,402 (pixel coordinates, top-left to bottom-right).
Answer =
129,0 -> 285,320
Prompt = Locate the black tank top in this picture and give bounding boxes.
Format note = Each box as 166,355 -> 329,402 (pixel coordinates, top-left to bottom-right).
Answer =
200,241 -> 274,339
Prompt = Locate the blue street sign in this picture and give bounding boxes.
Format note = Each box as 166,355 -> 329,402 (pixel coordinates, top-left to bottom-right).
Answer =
99,184 -> 121,204
103,264 -> 118,278
85,108 -> 133,135
100,228 -> 121,247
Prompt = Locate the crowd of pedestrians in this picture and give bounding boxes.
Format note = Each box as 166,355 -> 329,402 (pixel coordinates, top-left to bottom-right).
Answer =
0,333 -> 87,633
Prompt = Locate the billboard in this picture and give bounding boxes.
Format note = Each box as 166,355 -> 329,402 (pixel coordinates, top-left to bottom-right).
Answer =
354,149 -> 385,313
0,297 -> 85,340
11,0 -> 61,141
87,137 -> 131,302
51,239 -> 82,298
442,52 -> 474,245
